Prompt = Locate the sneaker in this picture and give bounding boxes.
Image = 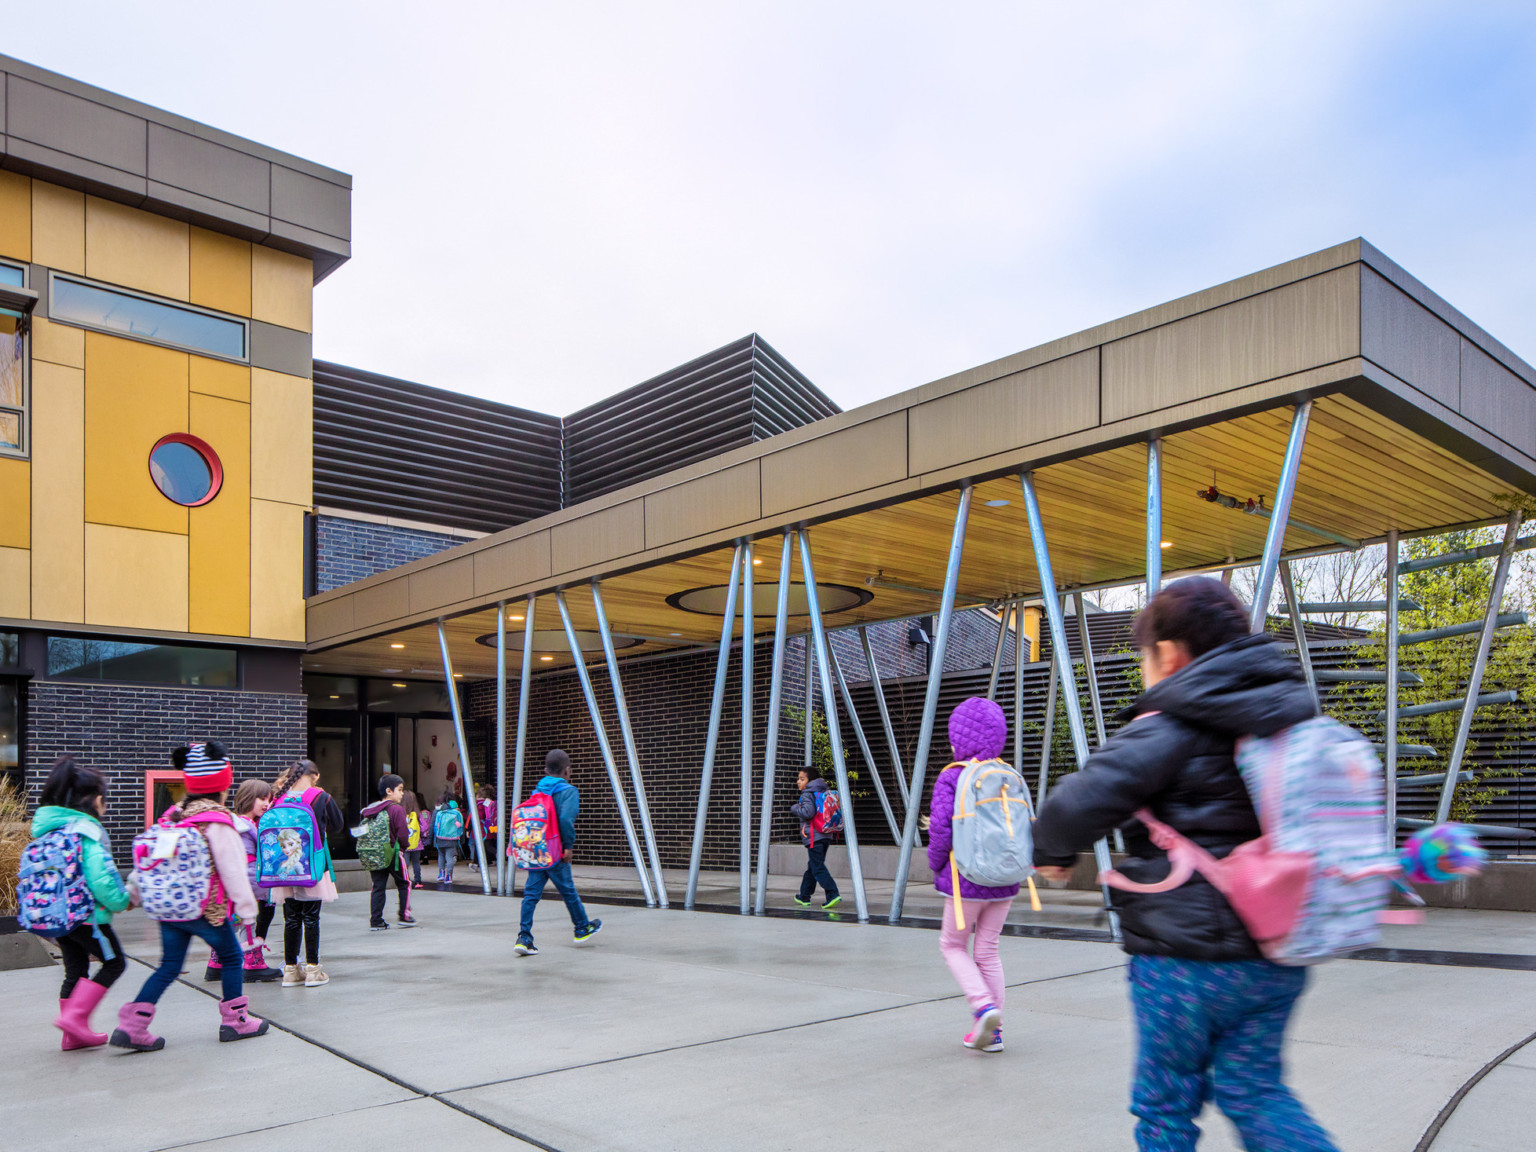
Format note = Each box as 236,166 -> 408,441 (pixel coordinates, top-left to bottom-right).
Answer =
823,895 -> 842,910
792,896 -> 812,907
281,965 -> 303,988
964,1005 -> 1002,1051
573,919 -> 603,945
304,963 -> 329,988
369,922 -> 390,932
982,1027 -> 1004,1053
513,940 -> 538,957
397,914 -> 417,928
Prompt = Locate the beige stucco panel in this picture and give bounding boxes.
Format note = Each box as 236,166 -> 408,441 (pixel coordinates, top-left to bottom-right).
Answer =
410,555 -> 475,617
250,499 -> 305,641
908,349 -> 1101,476
30,318 -> 85,369
85,524 -> 189,632
551,501 -> 645,575
31,182 -> 84,274
473,531 -> 552,598
644,461 -> 760,550
760,411 -> 908,519
307,595 -> 355,640
1102,266 -> 1361,424
85,196 -> 191,302
250,367 -> 312,506
0,546 -> 28,618
353,577 -> 410,630
30,361 -> 85,623
251,245 -> 313,333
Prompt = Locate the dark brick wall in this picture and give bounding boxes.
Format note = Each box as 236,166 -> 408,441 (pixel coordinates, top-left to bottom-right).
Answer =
314,514 -> 473,593
26,681 -> 306,853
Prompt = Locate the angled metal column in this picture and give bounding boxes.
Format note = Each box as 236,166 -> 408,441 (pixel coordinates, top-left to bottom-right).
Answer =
889,485 -> 973,923
739,540 -> 755,915
800,529 -> 869,922
753,532 -> 795,915
685,545 -> 742,909
1249,402 -> 1313,633
592,582 -> 669,907
437,619 -> 491,895
495,600 -> 508,896
986,602 -> 1012,701
509,595 -> 537,896
555,591 -> 655,906
1075,594 -> 1107,746
803,636 -> 814,766
1280,561 -> 1319,710
860,626 -> 908,809
1383,531 -> 1399,844
1146,439 -> 1163,596
1012,612 -> 1026,776
1435,509 -> 1524,824
829,641 -> 901,843
1037,651 -> 1058,803
1020,473 -> 1119,939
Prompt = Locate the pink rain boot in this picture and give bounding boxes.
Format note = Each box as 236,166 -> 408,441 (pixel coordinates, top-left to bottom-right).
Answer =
56,980 -> 110,1050
217,995 -> 270,1042
242,928 -> 280,982
204,947 -> 223,982
109,1002 -> 164,1052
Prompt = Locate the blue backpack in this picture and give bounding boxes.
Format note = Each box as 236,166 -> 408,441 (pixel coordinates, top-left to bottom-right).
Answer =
434,805 -> 464,841
17,829 -> 94,938
256,787 -> 327,888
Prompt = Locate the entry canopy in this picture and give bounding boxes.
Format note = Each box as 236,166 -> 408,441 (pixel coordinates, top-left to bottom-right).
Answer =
305,240 -> 1536,681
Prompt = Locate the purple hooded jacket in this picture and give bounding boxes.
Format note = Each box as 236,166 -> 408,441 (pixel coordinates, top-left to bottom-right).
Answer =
928,697 -> 1021,901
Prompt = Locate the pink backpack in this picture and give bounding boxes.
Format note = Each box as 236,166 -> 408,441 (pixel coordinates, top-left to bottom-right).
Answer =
510,793 -> 562,870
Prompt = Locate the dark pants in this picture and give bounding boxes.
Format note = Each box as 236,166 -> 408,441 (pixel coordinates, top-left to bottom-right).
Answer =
283,898 -> 322,966
1128,955 -> 1338,1152
798,841 -> 840,902
370,865 -> 411,925
518,861 -> 590,943
254,899 -> 276,942
437,844 -> 458,880
404,849 -> 422,884
57,922 -> 125,999
135,918 -> 242,1004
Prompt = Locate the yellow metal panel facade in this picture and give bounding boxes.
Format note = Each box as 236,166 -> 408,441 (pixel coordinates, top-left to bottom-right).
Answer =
189,393 -> 250,637
30,361 -> 85,623
0,458 -> 29,548
31,181 -> 84,274
83,333 -> 189,535
250,367 -> 311,506
251,245 -> 312,333
31,318 -> 84,369
84,196 -> 191,302
0,546 -> 28,618
190,356 -> 250,403
84,523 -> 188,632
189,227 -> 252,316
0,171 -> 30,263
250,498 -> 305,640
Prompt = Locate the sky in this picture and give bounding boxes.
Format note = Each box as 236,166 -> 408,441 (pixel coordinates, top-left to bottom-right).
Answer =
8,2 -> 1536,417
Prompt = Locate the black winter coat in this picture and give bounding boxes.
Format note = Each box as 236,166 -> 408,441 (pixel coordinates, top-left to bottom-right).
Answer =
1032,633 -> 1316,960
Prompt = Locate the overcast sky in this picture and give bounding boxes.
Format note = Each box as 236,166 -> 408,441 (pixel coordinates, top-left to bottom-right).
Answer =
10,3 -> 1536,417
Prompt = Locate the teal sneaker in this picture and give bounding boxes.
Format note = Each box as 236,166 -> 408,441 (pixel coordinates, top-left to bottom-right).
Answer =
824,895 -> 842,910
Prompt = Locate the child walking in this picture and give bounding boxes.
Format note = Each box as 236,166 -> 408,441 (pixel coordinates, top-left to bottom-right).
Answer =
402,789 -> 425,888
433,791 -> 464,884
790,766 -> 841,909
209,779 -> 280,983
112,741 -> 269,1050
359,774 -> 416,930
514,749 -> 601,956
265,759 -> 344,988
927,697 -> 1020,1053
28,756 -> 131,1050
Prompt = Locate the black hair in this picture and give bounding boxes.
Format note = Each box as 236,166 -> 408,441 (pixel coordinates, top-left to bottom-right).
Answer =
39,755 -> 107,814
800,764 -> 823,782
1131,577 -> 1250,660
545,749 -> 571,778
274,758 -> 319,796
439,790 -> 457,806
378,773 -> 404,797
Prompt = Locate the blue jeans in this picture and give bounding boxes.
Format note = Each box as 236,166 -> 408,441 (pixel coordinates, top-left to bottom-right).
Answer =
798,841 -> 840,901
518,861 -> 590,943
135,918 -> 244,1005
1127,955 -> 1338,1152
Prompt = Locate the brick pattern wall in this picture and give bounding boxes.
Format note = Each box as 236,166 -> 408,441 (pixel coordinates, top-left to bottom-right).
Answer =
314,514 -> 472,593
26,682 -> 306,853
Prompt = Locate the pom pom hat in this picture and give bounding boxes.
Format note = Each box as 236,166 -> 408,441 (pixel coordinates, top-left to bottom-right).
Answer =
174,740 -> 232,795
948,696 -> 1008,762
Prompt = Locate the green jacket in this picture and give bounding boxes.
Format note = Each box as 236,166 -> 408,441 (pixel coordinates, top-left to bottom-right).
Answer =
30,806 -> 131,925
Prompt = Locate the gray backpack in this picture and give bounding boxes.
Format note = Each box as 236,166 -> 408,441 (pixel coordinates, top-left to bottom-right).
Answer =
951,758 -> 1035,887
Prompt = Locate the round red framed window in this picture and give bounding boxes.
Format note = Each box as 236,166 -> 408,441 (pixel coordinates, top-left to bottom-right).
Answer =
148,433 -> 224,507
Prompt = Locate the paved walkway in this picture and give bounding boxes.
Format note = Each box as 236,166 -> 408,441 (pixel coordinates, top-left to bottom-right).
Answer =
3,880 -> 1534,1150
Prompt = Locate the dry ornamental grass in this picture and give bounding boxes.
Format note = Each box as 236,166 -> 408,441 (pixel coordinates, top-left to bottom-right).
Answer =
0,778 -> 29,915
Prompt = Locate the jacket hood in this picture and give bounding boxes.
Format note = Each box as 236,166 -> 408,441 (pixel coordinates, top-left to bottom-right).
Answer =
361,799 -> 397,817
536,775 -> 574,794
31,805 -> 104,839
803,778 -> 829,793
1130,633 -> 1315,737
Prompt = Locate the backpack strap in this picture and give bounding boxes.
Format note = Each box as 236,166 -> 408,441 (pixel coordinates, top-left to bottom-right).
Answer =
1098,808 -> 1223,895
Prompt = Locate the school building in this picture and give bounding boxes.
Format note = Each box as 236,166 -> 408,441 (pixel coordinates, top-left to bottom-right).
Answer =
3,54 -> 1535,920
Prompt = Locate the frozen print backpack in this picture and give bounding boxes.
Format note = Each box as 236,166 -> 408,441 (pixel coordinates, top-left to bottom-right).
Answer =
256,787 -> 325,888
17,828 -> 94,938
510,792 -> 562,870
950,758 -> 1035,887
811,790 -> 843,836
434,805 -> 464,841
354,807 -> 397,872
131,820 -> 214,922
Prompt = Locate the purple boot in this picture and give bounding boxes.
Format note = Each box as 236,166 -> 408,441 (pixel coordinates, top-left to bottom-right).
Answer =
218,995 -> 270,1042
109,1002 -> 165,1052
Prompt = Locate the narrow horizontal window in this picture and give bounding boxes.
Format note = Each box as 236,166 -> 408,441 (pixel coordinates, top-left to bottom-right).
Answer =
46,636 -> 238,688
0,261 -> 26,455
50,275 -> 247,361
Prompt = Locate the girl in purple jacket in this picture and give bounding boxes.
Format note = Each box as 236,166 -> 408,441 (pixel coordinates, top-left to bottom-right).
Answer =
927,696 -> 1018,1053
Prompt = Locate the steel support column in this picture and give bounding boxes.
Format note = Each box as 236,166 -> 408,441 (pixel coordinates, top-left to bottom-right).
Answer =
437,620 -> 491,895
1384,531 -> 1399,844
739,540 -> 754,915
1075,594 -> 1107,746
889,485 -> 973,923
1436,510 -> 1524,824
509,595 -> 536,896
753,532 -> 794,915
1037,653 -> 1058,804
860,626 -> 908,809
1249,402 -> 1313,633
555,592 -> 655,906
804,632 -> 814,767
592,582 -> 669,907
495,600 -> 508,896
1012,613 -> 1026,777
1020,473 -> 1119,939
800,529 -> 869,922
986,601 -> 1011,701
1146,439 -> 1163,596
685,545 -> 742,909
1280,561 -> 1319,710
829,641 -> 901,843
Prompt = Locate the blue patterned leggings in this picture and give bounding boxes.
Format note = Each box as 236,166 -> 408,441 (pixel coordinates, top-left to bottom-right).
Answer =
1127,955 -> 1338,1152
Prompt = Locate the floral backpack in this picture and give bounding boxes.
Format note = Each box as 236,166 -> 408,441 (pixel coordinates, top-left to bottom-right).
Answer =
17,828 -> 94,938
131,812 -> 230,924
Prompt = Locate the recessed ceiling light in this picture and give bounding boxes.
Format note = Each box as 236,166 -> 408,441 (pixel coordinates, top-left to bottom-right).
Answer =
669,632 -> 682,637
985,499 -> 1010,507
392,682 -> 407,688
390,643 -> 405,649
509,614 -> 524,621
329,694 -> 339,699
453,673 -> 462,678
539,655 -> 553,661
1160,541 -> 1173,549
752,558 -> 762,565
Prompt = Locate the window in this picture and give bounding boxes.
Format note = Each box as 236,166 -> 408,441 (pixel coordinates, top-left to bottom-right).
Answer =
306,674 -> 360,710
0,631 -> 17,667
46,636 -> 238,687
0,263 -> 28,456
49,273 -> 247,361
149,433 -> 223,506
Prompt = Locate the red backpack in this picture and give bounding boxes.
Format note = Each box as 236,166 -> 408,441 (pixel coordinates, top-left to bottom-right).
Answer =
510,793 -> 562,870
